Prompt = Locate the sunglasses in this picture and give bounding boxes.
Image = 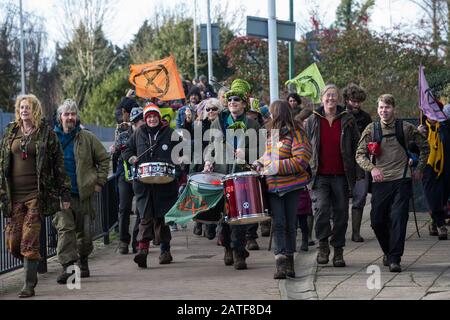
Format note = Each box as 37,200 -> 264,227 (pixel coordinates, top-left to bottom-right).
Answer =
228,96 -> 242,102
206,107 -> 219,112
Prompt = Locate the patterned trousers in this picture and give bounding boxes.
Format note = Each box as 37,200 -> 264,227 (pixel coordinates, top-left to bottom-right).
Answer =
5,198 -> 41,260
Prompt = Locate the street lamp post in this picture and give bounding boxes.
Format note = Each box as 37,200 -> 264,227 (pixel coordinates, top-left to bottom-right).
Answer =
19,0 -> 26,94
268,0 -> 279,102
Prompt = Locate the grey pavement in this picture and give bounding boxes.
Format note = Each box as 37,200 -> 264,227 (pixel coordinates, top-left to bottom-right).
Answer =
1,201 -> 450,300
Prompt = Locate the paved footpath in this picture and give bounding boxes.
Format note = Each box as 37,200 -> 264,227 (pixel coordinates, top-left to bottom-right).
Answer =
1,205 -> 450,300
286,204 -> 450,300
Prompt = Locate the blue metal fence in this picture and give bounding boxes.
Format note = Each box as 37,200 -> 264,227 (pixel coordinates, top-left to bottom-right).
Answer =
0,175 -> 118,275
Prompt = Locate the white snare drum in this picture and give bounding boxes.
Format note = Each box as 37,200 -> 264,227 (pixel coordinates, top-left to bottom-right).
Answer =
137,162 -> 176,184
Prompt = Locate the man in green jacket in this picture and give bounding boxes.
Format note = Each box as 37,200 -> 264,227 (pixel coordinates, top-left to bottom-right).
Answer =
52,99 -> 110,284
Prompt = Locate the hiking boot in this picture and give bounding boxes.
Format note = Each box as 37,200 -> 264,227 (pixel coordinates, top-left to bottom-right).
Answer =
273,255 -> 287,279
56,261 -> 76,285
79,256 -> 90,278
333,247 -> 346,267
351,208 -> 365,242
389,262 -> 402,273
193,222 -> 203,236
233,249 -> 247,270
260,221 -> 271,237
246,239 -> 260,251
429,221 -> 438,236
134,249 -> 148,268
119,241 -> 129,254
204,224 -> 216,240
382,255 -> 389,267
224,247 -> 234,266
316,241 -> 330,264
286,255 -> 295,278
18,258 -> 38,298
438,226 -> 448,240
159,251 -> 173,264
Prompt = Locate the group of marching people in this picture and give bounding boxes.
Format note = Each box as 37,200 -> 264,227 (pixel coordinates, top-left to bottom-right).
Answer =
1,76 -> 449,298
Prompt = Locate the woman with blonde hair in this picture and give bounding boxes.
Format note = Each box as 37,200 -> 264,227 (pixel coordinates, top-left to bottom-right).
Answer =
0,94 -> 70,298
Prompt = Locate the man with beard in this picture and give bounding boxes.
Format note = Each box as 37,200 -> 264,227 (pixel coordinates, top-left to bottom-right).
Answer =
52,99 -> 110,284
343,83 -> 372,242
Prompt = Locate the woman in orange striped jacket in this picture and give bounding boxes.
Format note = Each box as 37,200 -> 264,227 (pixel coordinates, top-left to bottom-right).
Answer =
254,100 -> 312,279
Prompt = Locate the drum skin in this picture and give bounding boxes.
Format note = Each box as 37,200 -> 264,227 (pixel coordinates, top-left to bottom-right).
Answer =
222,172 -> 270,225
137,162 -> 175,184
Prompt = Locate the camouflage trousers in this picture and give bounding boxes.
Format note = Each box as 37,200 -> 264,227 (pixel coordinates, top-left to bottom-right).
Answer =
52,195 -> 94,265
5,198 -> 41,260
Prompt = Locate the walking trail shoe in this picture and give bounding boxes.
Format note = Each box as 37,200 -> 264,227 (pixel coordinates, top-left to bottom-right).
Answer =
159,251 -> 173,264
316,243 -> 330,264
193,223 -> 203,236
246,239 -> 260,251
382,255 -> 389,266
79,256 -> 90,278
273,255 -> 287,279
224,247 -> 234,266
285,255 -> 295,278
119,241 -> 129,254
333,247 -> 346,267
389,262 -> 402,273
429,221 -> 438,236
56,261 -> 76,284
233,250 -> 247,270
438,226 -> 448,240
134,249 -> 148,268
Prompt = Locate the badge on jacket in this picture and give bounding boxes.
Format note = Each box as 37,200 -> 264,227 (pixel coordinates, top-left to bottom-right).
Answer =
162,144 -> 168,151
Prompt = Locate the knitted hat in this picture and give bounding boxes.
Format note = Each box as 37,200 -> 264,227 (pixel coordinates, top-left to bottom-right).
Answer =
248,97 -> 262,114
130,107 -> 143,123
225,79 -> 252,104
143,103 -> 161,120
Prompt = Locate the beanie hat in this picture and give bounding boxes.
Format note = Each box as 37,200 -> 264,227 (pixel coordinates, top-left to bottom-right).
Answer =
143,103 -> 161,120
120,97 -> 139,113
130,107 -> 143,123
225,79 -> 252,110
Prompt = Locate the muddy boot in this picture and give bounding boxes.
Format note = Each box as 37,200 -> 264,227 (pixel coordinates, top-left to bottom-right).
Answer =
79,256 -> 90,278
56,260 -> 76,284
333,247 -> 346,267
224,247 -> 234,266
316,240 -> 330,264
429,218 -> 438,236
351,208 -> 365,242
307,215 -> 315,246
119,241 -> 129,254
285,255 -> 295,278
134,248 -> 148,268
193,222 -> 203,236
438,226 -> 448,240
159,251 -> 173,264
233,249 -> 247,270
18,258 -> 38,298
273,255 -> 287,279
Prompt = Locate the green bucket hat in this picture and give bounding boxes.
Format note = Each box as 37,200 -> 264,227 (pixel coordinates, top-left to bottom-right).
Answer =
225,79 -> 252,107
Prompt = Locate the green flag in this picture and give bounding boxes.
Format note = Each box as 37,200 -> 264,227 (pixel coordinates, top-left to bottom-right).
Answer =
165,182 -> 224,226
285,63 -> 325,104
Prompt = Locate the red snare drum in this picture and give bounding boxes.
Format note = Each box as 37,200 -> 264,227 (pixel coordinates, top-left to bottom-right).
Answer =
222,171 -> 270,225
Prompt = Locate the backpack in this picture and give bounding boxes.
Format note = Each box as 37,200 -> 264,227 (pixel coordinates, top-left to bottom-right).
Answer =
368,119 -> 410,193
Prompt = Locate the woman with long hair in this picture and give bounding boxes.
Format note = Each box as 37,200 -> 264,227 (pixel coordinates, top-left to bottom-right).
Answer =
254,100 -> 312,279
0,94 -> 70,297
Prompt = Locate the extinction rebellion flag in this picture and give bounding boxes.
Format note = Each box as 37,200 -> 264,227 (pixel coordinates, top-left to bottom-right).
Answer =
129,54 -> 186,101
165,182 -> 224,227
419,65 -> 447,122
285,63 -> 326,104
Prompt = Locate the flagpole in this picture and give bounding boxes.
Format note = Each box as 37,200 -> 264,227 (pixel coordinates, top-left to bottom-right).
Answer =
193,0 -> 198,80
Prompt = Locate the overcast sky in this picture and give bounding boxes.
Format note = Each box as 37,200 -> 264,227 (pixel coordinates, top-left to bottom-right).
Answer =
11,0 -> 423,49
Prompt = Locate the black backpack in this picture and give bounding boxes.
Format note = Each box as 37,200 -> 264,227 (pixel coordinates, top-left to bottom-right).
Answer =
367,119 -> 410,193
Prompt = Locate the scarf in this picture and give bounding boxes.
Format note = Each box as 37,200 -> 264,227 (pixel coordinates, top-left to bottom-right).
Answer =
426,120 -> 444,177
